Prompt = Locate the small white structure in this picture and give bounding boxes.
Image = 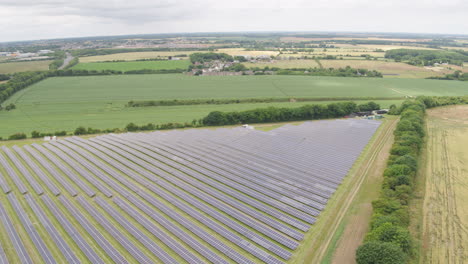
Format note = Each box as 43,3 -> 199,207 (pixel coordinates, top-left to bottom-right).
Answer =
44,136 -> 51,141
43,136 -> 57,141
242,124 -> 254,129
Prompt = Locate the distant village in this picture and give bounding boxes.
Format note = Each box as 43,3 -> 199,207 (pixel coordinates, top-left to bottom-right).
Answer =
188,54 -> 275,76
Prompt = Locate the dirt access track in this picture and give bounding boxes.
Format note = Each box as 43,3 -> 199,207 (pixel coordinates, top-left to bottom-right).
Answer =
297,116 -> 398,264
419,105 -> 468,264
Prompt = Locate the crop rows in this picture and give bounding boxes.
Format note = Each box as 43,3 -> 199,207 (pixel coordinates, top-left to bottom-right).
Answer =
0,119 -> 380,263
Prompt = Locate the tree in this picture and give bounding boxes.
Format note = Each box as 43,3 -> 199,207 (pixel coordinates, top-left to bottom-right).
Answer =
31,131 -> 41,138
74,126 -> 87,135
356,241 -> 405,264
202,111 -> 228,126
126,122 -> 139,132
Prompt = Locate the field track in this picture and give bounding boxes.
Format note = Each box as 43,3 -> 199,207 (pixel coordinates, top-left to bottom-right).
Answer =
304,117 -> 398,263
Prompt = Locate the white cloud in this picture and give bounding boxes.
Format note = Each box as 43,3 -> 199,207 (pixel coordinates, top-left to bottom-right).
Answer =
0,0 -> 466,42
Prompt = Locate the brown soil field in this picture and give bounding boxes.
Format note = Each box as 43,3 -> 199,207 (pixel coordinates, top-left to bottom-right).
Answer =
419,105 -> 468,264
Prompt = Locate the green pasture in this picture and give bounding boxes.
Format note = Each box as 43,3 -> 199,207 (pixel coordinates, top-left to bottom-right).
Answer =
1,74 -> 466,137
72,60 -> 190,71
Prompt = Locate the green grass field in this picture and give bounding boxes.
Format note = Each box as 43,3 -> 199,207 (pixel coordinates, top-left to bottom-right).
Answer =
0,74 -> 466,137
0,60 -> 52,74
72,60 -> 190,71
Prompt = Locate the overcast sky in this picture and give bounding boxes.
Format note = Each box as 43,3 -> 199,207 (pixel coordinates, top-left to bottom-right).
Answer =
1,0 -> 467,42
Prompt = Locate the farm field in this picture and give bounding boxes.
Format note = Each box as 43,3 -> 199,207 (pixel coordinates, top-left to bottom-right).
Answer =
319,60 -> 453,78
246,59 -> 464,78
78,51 -> 195,62
0,98 -> 402,138
1,74 -> 467,137
0,119 -> 381,263
72,60 -> 190,71
244,60 -> 321,69
0,60 -> 52,74
418,106 -> 468,263
216,48 -> 280,57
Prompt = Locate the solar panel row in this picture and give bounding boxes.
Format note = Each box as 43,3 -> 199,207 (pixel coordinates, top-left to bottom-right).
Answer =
7,194 -> 56,264
41,195 -> 104,264
0,239 -> 8,264
42,143 -> 113,197
0,152 -> 28,194
11,146 -> 61,196
23,194 -> 80,264
0,201 -> 32,264
57,195 -> 128,263
1,146 -> 43,195
77,136 -> 297,253
23,146 -> 78,196
90,136 -> 305,240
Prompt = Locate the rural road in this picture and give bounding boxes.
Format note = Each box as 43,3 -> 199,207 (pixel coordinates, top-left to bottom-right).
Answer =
59,52 -> 74,69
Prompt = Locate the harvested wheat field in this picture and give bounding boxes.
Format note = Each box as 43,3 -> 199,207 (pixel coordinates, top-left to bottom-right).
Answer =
421,105 -> 468,264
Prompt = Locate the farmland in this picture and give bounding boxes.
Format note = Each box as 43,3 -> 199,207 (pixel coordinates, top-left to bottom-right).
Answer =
0,119 -> 381,263
318,60 -> 454,78
244,59 -> 450,78
72,60 -> 190,71
1,74 -> 467,137
78,51 -> 195,62
0,61 -> 52,74
417,106 -> 468,263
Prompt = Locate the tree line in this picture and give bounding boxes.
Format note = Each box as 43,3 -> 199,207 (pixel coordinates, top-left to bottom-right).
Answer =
427,70 -> 468,81
189,52 -> 234,63
385,49 -> 467,66
275,66 -> 383,78
356,95 -> 468,264
202,101 -> 364,126
127,98 -> 395,108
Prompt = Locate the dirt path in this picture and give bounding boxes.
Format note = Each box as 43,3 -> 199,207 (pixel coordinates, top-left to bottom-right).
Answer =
307,117 -> 398,263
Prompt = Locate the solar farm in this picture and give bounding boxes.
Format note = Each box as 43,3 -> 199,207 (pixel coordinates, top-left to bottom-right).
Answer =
0,119 -> 381,263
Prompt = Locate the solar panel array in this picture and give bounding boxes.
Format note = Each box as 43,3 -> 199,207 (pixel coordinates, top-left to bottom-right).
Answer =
0,119 -> 380,263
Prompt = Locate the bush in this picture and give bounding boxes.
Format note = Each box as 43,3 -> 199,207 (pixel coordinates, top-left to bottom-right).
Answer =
8,133 -> 27,140
356,241 -> 405,264
366,222 -> 412,253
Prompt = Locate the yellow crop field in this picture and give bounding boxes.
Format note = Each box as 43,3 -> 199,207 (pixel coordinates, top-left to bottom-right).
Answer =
420,105 -> 468,263
334,44 -> 438,51
244,59 -> 320,68
78,52 -> 194,62
216,48 -> 280,57
319,60 -> 449,78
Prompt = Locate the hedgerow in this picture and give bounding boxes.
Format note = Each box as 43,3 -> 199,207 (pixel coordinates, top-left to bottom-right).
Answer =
356,95 -> 468,263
